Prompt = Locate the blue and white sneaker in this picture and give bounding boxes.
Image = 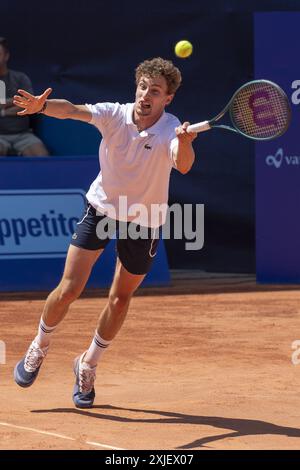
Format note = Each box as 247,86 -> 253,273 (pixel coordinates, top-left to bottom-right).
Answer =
14,340 -> 48,388
73,352 -> 96,408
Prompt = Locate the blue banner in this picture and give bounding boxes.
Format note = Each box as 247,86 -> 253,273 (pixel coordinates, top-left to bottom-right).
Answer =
255,12 -> 300,282
0,157 -> 170,291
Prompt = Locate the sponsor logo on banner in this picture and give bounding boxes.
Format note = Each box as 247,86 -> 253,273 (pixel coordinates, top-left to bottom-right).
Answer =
265,148 -> 300,169
0,189 -> 86,259
291,80 -> 300,105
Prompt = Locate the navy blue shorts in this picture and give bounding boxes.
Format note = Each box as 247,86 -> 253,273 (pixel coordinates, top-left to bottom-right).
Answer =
70,201 -> 160,275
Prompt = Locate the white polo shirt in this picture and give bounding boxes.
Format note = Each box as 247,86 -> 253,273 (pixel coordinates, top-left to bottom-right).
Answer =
85,102 -> 180,228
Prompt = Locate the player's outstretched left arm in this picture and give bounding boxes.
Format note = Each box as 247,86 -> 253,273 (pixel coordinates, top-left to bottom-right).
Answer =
172,122 -> 197,174
13,88 -> 92,122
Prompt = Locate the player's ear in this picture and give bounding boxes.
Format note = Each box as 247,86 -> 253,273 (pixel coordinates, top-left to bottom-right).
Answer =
165,94 -> 174,106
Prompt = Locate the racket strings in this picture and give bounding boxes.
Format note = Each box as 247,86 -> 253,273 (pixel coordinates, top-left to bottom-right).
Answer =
231,82 -> 290,139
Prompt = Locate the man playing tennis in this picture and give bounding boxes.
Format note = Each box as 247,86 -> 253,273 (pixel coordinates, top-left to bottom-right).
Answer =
13,57 -> 197,408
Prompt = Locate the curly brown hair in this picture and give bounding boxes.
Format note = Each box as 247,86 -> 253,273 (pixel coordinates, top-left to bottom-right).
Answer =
135,57 -> 182,95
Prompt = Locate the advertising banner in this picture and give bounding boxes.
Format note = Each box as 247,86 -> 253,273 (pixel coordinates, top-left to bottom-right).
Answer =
0,157 -> 170,291
255,12 -> 300,282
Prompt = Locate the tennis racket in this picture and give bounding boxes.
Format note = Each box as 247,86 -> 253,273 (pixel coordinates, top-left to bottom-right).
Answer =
187,79 -> 291,140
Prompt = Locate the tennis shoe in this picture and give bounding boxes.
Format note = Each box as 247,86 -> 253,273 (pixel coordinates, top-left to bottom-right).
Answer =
73,352 -> 96,408
14,340 -> 48,388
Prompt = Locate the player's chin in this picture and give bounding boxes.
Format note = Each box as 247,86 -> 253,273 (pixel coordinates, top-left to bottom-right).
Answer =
136,107 -> 152,116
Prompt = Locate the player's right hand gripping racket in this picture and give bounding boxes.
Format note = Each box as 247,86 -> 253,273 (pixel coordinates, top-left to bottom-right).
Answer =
187,80 -> 291,140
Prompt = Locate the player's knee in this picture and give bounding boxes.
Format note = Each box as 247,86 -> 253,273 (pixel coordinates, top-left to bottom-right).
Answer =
109,292 -> 131,314
57,280 -> 82,305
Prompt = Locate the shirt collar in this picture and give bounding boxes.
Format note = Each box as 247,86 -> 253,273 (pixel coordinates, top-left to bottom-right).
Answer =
126,103 -> 166,136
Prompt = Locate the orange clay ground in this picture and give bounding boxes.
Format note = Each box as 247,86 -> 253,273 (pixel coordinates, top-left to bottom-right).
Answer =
1,274 -> 300,450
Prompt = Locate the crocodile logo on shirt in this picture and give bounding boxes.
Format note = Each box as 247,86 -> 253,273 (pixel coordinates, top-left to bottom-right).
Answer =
144,144 -> 152,150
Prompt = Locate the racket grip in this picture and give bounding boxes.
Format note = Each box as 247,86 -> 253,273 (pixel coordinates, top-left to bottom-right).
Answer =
187,121 -> 211,133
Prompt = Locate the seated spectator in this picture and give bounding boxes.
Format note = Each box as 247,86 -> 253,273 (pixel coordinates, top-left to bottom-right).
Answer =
0,37 -> 49,156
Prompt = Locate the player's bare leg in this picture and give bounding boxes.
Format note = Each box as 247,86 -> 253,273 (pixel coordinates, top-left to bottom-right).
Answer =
14,245 -> 103,388
41,245 -> 103,329
84,258 -> 146,361
96,258 -> 146,342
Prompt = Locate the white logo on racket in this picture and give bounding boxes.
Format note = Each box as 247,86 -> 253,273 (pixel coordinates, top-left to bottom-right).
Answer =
266,148 -> 284,168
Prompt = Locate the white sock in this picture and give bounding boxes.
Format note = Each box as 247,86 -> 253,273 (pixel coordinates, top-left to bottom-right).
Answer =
35,318 -> 56,348
84,331 -> 111,367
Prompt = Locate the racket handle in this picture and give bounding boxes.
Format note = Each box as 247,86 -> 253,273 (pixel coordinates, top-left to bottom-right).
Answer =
187,121 -> 211,133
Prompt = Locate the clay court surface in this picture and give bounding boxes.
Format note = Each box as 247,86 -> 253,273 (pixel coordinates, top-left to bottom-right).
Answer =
1,274 -> 300,450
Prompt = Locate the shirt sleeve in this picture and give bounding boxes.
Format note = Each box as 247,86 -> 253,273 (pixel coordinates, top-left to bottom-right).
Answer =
85,102 -> 119,134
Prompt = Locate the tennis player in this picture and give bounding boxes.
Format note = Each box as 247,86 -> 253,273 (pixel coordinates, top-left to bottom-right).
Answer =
13,57 -> 197,408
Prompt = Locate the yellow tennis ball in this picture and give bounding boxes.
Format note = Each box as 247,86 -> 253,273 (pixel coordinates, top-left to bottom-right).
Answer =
175,40 -> 193,58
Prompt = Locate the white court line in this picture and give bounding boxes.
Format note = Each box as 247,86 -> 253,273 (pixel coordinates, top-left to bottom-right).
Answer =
0,422 -> 75,441
86,441 -> 125,450
0,422 -> 125,450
